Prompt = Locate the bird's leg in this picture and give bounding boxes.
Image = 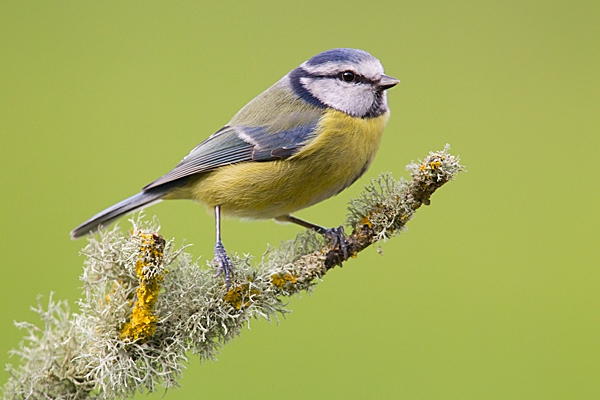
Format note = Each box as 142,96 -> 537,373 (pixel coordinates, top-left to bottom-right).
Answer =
276,214 -> 349,261
213,205 -> 234,289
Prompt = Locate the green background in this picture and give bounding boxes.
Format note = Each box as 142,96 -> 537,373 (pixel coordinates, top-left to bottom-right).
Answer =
1,1 -> 598,399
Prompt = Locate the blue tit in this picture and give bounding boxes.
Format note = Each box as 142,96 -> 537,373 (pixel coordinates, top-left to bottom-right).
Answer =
71,48 -> 399,288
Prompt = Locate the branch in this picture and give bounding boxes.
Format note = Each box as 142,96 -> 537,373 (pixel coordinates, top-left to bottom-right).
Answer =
3,146 -> 464,399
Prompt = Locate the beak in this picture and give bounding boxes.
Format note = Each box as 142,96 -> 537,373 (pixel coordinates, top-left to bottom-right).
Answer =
377,74 -> 400,90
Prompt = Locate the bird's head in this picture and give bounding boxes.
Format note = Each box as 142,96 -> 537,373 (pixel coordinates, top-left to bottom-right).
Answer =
289,48 -> 399,118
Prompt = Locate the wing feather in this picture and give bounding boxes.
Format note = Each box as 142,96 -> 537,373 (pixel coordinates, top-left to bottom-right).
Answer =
143,118 -> 320,191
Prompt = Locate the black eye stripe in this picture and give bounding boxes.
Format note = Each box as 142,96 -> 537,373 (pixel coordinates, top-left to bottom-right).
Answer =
311,72 -> 374,85
351,74 -> 372,84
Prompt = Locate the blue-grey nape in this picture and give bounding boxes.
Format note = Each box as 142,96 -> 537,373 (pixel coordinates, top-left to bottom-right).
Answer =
306,48 -> 375,66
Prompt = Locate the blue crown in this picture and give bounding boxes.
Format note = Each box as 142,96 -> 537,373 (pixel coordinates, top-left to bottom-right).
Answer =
306,48 -> 373,66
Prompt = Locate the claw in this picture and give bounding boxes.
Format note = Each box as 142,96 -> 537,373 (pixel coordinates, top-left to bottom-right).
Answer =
323,225 -> 349,262
213,241 -> 234,290
278,215 -> 351,265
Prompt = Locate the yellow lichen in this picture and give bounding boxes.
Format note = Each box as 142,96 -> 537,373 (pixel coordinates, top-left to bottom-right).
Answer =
270,273 -> 298,290
223,284 -> 260,309
121,232 -> 165,343
429,160 -> 442,170
360,216 -> 373,228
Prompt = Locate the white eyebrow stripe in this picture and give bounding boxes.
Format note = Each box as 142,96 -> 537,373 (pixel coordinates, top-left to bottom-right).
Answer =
301,59 -> 383,81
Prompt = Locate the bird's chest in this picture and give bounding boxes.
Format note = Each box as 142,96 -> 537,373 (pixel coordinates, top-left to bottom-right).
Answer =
288,110 -> 390,203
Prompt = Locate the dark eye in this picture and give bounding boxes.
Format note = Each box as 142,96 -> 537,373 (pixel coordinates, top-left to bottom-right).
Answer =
340,70 -> 356,82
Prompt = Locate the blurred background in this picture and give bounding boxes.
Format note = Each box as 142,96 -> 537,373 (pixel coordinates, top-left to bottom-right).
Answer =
1,1 -> 598,399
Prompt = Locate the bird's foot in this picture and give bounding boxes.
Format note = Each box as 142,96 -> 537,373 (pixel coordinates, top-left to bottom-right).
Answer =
213,241 -> 234,290
322,225 -> 349,264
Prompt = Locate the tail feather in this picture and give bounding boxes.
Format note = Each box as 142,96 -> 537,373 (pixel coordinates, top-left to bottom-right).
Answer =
70,191 -> 165,239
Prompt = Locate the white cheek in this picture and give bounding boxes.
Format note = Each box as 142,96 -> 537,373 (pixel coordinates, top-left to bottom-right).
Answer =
301,78 -> 373,117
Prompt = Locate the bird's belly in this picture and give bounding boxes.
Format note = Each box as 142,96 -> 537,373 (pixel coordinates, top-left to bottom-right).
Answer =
189,110 -> 389,219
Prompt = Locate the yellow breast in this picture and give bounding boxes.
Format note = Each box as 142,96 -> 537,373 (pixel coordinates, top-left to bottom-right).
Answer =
187,109 -> 390,219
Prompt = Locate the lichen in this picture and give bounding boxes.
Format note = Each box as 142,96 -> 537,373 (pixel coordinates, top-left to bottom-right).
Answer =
3,146 -> 464,399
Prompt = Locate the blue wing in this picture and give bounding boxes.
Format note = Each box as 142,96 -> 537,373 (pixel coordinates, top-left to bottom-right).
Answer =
143,120 -> 319,190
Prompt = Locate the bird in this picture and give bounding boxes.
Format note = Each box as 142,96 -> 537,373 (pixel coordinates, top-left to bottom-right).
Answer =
71,48 -> 399,288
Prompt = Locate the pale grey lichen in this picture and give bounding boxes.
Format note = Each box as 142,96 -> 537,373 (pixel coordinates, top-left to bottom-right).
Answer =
4,295 -> 93,399
347,144 -> 464,241
3,146 -> 463,399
